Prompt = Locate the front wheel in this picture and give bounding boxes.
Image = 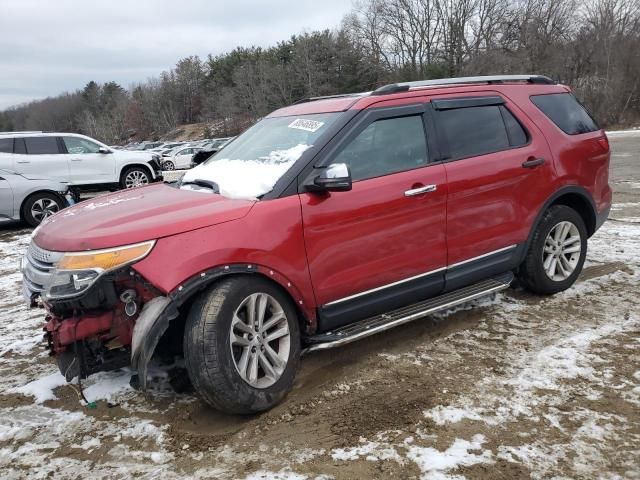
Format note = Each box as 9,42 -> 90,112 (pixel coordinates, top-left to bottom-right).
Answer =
120,167 -> 151,189
184,277 -> 300,414
518,205 -> 587,294
162,160 -> 175,171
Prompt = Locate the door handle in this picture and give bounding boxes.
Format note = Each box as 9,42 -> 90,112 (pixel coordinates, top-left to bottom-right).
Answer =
70,158 -> 82,162
522,157 -> 545,168
404,184 -> 437,197
16,160 -> 30,164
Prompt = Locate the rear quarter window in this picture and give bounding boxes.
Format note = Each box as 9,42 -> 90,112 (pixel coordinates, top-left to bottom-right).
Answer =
531,93 -> 599,135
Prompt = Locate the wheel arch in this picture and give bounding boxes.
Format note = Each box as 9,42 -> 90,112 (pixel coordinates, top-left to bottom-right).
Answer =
523,186 -> 597,262
19,189 -> 66,222
118,163 -> 155,182
132,264 -> 313,391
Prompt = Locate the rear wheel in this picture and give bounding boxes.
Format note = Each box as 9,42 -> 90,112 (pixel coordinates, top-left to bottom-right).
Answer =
184,277 -> 300,414
22,192 -> 65,227
518,205 -> 587,294
120,167 -> 151,189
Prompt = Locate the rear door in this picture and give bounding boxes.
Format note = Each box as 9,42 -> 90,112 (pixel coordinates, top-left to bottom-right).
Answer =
432,94 -> 555,290
61,136 -> 114,184
300,103 -> 448,331
14,137 -> 70,182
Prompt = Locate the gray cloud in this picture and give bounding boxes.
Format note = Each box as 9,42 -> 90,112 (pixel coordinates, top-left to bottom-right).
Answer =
0,0 -> 352,109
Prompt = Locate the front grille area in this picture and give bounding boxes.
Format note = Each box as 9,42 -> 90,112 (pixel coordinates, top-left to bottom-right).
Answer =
22,242 -> 63,294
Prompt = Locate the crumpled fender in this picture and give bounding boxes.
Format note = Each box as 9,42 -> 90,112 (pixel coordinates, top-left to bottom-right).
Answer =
130,296 -> 178,391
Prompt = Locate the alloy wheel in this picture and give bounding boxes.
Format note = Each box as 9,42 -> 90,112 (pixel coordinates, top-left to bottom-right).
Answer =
229,292 -> 291,388
30,198 -> 60,222
125,170 -> 150,188
542,220 -> 581,281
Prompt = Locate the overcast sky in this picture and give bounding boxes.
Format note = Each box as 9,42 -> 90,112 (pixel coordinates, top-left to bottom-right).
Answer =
0,0 -> 352,110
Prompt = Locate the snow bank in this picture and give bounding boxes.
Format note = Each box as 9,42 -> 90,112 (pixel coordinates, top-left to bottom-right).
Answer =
181,144 -> 311,199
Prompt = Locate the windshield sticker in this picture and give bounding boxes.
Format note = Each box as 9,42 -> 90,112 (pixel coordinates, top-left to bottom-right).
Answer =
288,119 -> 324,132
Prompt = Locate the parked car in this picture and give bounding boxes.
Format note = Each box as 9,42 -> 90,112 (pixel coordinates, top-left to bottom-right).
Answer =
0,168 -> 73,226
0,132 -> 163,191
161,146 -> 202,170
22,75 -> 611,414
191,137 -> 234,166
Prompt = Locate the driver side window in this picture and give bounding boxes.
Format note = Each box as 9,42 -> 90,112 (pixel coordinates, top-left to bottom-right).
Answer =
331,115 -> 428,181
63,136 -> 101,154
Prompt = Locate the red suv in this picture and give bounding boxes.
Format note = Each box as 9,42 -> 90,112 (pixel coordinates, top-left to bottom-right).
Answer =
22,75 -> 611,414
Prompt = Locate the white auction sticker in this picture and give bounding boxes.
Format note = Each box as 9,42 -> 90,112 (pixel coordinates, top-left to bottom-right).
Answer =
288,118 -> 325,132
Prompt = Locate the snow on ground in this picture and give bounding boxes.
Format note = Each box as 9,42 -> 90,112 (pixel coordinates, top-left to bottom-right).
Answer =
0,200 -> 638,475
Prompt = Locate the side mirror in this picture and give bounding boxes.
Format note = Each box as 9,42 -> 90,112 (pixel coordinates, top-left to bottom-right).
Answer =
98,147 -> 111,154
308,163 -> 352,192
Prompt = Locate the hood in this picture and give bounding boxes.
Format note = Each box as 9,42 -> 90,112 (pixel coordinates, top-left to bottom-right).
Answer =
34,183 -> 254,251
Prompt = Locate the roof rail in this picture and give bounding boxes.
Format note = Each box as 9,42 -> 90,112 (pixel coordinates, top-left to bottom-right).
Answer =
371,75 -> 555,96
0,131 -> 43,135
293,92 -> 368,105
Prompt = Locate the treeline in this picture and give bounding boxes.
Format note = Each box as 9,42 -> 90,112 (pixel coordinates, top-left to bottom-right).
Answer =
1,0 -> 638,144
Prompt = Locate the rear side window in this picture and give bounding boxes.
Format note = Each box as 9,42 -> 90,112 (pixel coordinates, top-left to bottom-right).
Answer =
0,138 -> 12,153
24,137 -> 60,154
437,105 -> 528,160
531,93 -> 599,135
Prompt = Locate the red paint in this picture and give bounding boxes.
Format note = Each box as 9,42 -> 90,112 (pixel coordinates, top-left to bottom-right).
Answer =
34,183 -> 254,251
46,312 -> 113,351
300,165 -> 447,305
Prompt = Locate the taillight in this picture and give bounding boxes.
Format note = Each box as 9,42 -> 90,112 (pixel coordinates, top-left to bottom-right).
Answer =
597,134 -> 610,152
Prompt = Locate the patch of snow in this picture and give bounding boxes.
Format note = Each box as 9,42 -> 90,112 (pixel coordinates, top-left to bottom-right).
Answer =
332,440 -> 403,463
182,144 -> 310,199
244,469 -> 308,480
8,371 -> 67,403
406,434 -> 493,480
423,405 -> 487,426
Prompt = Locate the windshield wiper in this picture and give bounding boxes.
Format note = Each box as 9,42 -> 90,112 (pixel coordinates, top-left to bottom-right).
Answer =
181,178 -> 220,193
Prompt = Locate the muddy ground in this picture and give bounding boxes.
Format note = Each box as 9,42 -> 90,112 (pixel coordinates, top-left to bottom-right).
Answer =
0,132 -> 638,479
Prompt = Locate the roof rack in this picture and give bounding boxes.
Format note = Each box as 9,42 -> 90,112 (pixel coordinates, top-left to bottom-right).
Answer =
371,75 -> 555,96
293,92 -> 368,105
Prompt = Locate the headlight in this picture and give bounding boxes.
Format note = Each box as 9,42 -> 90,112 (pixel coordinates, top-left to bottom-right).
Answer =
45,241 -> 155,299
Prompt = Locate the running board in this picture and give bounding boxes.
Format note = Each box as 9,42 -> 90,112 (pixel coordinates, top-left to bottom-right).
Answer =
303,272 -> 513,353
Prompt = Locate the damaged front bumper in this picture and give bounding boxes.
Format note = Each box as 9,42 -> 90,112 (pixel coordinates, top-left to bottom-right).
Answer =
22,241 -> 177,390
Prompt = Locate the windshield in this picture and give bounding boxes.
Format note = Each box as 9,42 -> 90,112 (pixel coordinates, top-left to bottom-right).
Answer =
181,113 -> 340,199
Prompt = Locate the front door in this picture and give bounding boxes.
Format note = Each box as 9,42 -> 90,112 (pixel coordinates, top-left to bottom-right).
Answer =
300,104 -> 448,332
61,136 -> 113,184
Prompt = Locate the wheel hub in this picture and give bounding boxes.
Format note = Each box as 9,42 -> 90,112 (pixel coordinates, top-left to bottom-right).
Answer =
229,292 -> 290,389
542,221 -> 581,281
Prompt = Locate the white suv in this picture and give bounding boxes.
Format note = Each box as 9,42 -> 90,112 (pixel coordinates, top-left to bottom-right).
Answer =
0,132 -> 163,191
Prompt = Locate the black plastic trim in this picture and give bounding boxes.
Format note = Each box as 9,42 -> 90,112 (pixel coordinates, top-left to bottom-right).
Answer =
317,269 -> 444,333
445,245 -> 525,292
432,96 -> 504,110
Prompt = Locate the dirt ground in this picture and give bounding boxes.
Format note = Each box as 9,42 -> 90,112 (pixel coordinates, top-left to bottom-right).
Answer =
0,132 -> 638,480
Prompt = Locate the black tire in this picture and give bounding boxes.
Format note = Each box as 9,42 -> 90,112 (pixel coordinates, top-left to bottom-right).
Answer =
184,276 -> 301,414
518,205 -> 587,294
21,192 -> 65,227
120,166 -> 152,189
162,160 -> 175,171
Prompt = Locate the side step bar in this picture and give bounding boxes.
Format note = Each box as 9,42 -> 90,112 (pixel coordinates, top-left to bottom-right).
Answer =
303,272 -> 513,353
